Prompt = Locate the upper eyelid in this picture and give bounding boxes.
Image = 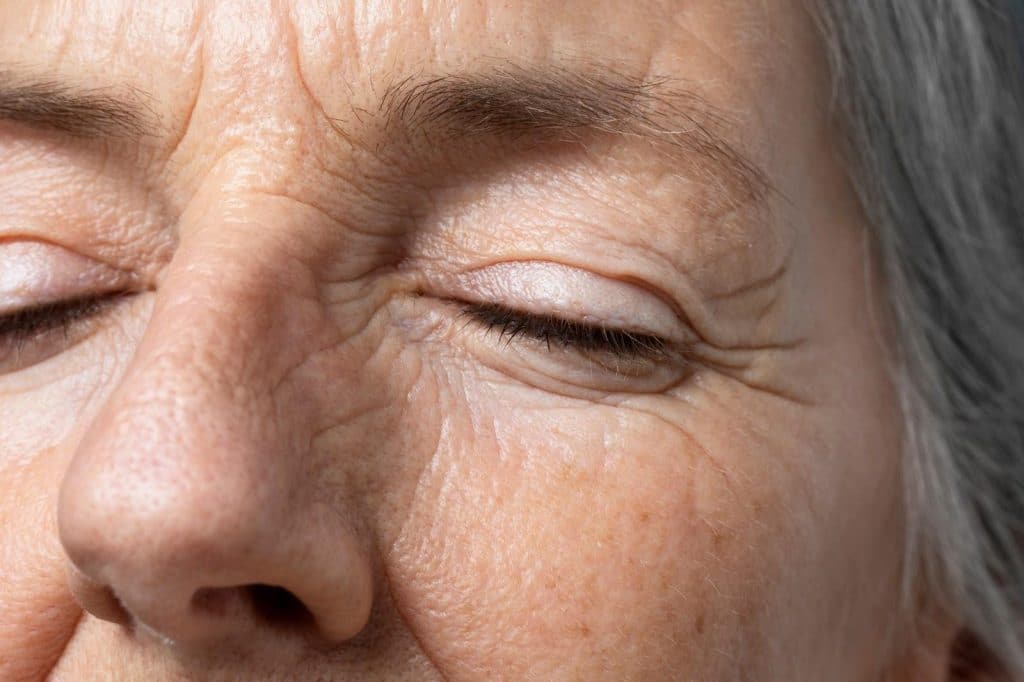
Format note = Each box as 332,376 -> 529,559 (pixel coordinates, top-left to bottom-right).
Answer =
441,261 -> 691,341
0,240 -> 138,314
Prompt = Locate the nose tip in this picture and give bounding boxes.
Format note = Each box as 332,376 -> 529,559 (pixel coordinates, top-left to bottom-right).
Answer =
58,466 -> 375,648
56,353 -> 375,651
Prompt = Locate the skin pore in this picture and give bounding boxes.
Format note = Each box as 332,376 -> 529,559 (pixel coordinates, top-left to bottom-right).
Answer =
0,0 -> 928,679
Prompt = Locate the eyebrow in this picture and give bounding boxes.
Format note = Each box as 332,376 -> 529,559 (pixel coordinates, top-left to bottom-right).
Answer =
0,70 -> 154,139
0,64 -> 769,202
379,65 -> 770,201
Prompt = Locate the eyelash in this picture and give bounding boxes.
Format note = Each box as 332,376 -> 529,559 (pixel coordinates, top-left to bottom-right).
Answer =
0,295 -> 674,372
0,294 -> 125,347
460,301 -> 671,360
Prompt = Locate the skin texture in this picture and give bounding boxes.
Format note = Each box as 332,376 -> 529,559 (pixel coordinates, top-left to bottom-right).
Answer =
0,1 -> 937,679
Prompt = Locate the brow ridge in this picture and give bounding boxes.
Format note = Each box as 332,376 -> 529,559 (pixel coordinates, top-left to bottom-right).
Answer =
379,64 -> 770,201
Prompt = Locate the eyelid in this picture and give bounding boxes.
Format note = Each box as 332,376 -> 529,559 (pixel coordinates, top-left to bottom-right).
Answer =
441,298 -> 692,393
0,291 -> 133,375
0,239 -> 135,313
444,261 -> 692,341
460,300 -> 672,355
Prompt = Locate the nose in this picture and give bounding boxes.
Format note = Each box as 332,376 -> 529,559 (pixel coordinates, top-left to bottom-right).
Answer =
57,249 -> 374,650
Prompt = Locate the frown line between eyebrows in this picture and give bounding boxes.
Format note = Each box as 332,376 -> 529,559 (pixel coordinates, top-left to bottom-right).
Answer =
377,63 -> 771,203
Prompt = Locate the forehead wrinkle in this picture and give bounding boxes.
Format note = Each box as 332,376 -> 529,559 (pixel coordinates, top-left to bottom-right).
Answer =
377,62 -> 772,205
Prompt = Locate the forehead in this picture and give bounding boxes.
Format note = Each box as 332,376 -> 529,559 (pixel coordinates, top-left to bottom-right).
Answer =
0,0 -> 826,305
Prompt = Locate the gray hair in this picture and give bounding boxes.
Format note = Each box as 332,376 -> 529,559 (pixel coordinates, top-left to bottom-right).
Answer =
811,1 -> 1024,677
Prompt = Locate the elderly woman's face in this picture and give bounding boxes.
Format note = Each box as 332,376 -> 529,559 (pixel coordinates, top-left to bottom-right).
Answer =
0,1 -> 914,680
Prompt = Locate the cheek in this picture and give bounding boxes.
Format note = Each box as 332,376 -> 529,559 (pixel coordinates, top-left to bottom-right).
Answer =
0,300 -> 153,680
0,443 -> 82,682
383,370 -> 788,680
683,372 -> 906,677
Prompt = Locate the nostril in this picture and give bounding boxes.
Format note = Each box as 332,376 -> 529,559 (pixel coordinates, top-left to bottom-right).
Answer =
190,584 -> 313,631
66,566 -> 133,626
246,584 -> 313,629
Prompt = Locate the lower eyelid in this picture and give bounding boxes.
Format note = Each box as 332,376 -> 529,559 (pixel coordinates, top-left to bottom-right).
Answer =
454,317 -> 692,393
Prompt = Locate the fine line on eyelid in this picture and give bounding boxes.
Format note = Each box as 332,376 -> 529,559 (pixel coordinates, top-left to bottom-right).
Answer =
448,260 -> 696,338
0,239 -> 143,314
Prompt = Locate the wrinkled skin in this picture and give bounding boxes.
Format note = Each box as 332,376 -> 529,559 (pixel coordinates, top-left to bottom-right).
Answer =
0,1 -> 951,680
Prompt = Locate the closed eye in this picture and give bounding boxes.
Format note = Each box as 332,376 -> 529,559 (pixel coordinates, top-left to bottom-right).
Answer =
459,301 -> 672,360
0,294 -> 125,340
0,292 -> 131,373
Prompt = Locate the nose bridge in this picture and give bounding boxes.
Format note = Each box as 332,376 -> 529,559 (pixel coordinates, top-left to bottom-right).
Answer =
155,230 -> 315,386
65,247 -> 309,575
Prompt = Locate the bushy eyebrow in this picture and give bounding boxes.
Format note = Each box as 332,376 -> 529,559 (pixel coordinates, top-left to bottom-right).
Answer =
0,69 -> 154,139
379,65 -> 770,201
